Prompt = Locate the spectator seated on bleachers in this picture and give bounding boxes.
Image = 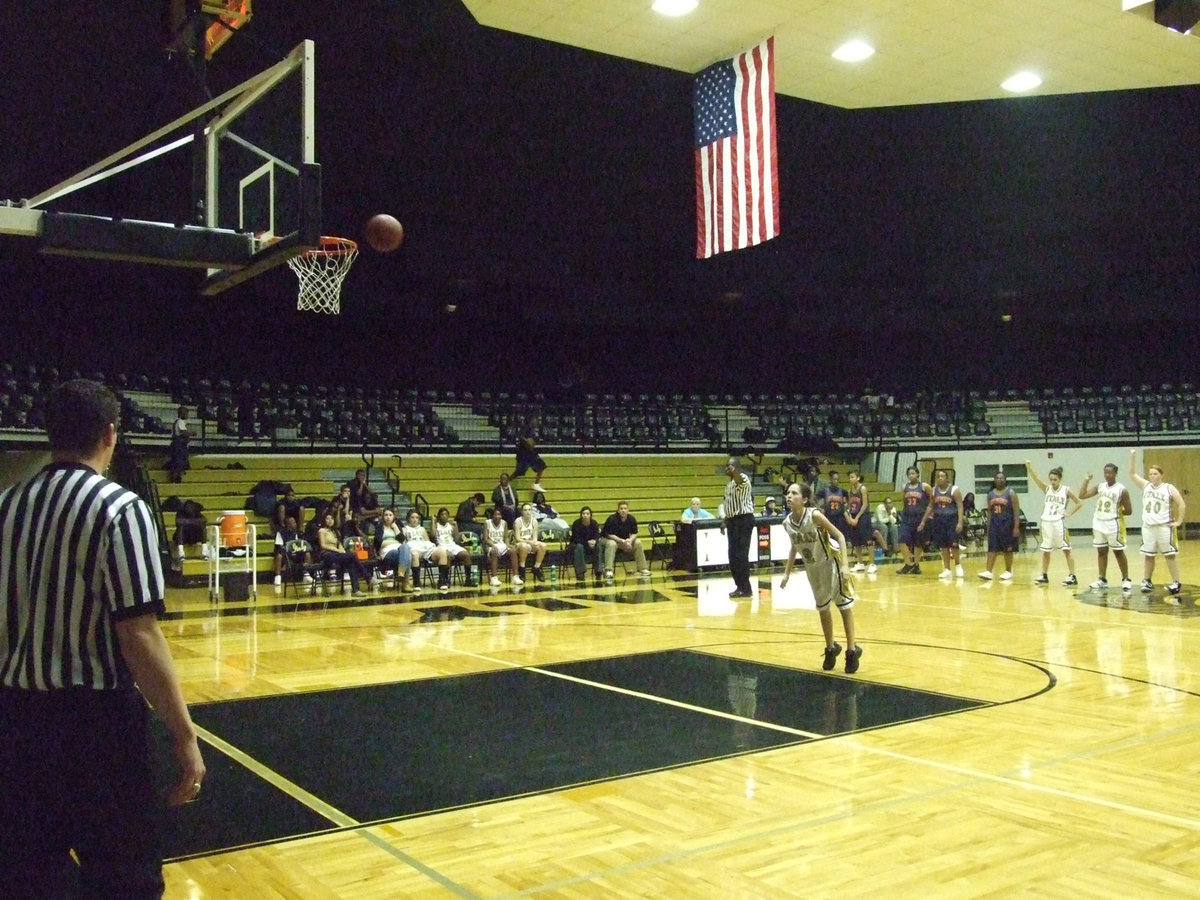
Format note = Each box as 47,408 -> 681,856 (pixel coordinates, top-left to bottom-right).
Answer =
375,508 -> 417,594
492,473 -> 519,526
172,499 -> 207,561
681,497 -> 715,522
272,517 -> 312,587
355,491 -> 384,541
272,488 -> 305,535
874,498 -> 899,556
599,501 -> 650,581
402,509 -> 459,592
482,506 -> 520,586
513,504 -> 549,582
431,507 -> 478,588
304,500 -> 329,548
315,511 -> 369,598
456,492 -> 486,538
327,486 -> 357,539
568,506 -> 603,581
344,469 -> 371,513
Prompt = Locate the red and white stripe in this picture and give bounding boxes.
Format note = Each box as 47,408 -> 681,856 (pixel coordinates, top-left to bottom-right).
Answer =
695,37 -> 779,259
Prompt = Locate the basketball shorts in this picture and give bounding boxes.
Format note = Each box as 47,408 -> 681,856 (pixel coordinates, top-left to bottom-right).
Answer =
987,523 -> 1019,554
1140,523 -> 1178,556
930,515 -> 958,549
848,513 -> 874,547
1092,519 -> 1126,550
808,557 -> 855,610
1039,519 -> 1070,552
898,517 -> 923,548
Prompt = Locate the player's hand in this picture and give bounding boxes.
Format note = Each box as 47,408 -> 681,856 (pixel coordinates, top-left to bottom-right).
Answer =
1171,520 -> 1181,528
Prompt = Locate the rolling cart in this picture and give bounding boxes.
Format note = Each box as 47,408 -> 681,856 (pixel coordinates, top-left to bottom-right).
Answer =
206,513 -> 258,603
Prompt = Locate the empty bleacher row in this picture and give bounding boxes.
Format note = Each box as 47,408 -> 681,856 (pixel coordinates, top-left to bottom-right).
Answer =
2,362 -> 1199,449
480,394 -> 717,448
748,391 -> 990,445
1031,385 -> 1200,436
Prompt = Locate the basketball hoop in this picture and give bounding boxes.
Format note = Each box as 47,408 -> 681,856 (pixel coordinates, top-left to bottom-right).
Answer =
287,236 -> 357,314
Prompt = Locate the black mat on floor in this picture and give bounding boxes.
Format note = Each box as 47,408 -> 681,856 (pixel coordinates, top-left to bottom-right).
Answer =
152,720 -> 335,860
170,649 -> 986,859
542,649 -> 985,735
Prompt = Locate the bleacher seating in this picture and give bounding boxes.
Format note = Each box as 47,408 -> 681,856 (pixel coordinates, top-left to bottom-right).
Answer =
152,452 -> 821,582
3,362 -> 1200,454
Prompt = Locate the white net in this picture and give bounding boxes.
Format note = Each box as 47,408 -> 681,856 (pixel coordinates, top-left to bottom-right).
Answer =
286,237 -> 358,314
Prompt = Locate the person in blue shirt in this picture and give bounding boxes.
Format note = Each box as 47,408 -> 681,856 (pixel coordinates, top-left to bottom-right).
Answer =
680,497 -> 715,521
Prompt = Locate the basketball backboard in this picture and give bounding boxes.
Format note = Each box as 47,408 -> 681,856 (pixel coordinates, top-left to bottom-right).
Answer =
0,38 -> 319,296
203,0 -> 254,59
164,0 -> 254,61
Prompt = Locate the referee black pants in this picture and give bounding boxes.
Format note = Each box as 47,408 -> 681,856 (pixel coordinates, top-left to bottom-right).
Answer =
0,686 -> 164,899
726,513 -> 755,593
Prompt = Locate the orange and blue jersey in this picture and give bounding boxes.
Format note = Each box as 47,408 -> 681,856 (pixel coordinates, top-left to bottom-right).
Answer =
847,486 -> 865,519
901,482 -> 928,522
931,484 -> 958,517
987,487 -> 1015,532
821,486 -> 846,524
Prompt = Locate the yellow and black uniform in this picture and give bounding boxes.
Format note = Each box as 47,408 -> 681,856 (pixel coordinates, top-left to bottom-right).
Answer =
783,508 -> 854,609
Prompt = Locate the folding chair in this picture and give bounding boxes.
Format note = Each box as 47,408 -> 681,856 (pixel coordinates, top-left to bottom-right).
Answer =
647,521 -> 674,571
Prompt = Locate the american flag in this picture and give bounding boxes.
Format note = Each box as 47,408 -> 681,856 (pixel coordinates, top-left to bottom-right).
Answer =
694,37 -> 779,259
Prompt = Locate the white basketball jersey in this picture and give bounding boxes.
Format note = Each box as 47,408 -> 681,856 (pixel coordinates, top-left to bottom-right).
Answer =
434,521 -> 456,546
1143,482 -> 1173,526
484,519 -> 507,546
1041,484 -> 1068,521
1093,481 -> 1125,524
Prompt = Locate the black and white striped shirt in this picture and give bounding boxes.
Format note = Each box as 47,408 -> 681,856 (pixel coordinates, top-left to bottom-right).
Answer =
0,462 -> 164,691
724,472 -> 755,518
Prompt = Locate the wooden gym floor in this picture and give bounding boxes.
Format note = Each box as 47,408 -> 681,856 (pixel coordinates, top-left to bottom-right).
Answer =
160,545 -> 1200,898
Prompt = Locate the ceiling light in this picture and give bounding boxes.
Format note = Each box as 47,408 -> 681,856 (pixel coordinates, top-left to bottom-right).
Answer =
1001,71 -> 1042,92
832,40 -> 875,62
651,0 -> 698,16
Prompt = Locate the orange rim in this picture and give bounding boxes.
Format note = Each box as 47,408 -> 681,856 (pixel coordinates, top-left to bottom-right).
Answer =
307,236 -> 357,256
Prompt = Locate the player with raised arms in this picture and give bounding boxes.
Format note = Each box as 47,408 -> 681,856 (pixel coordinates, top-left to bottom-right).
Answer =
1129,449 -> 1186,595
1078,463 -> 1133,592
1026,460 -> 1083,586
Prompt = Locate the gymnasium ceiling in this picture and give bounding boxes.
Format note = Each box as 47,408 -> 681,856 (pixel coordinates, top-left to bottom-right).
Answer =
461,0 -> 1200,108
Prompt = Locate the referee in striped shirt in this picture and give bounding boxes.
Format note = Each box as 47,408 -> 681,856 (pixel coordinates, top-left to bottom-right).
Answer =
723,457 -> 756,597
0,380 -> 205,898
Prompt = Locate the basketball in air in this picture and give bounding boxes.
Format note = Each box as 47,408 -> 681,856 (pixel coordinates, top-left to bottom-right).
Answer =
364,214 -> 404,252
